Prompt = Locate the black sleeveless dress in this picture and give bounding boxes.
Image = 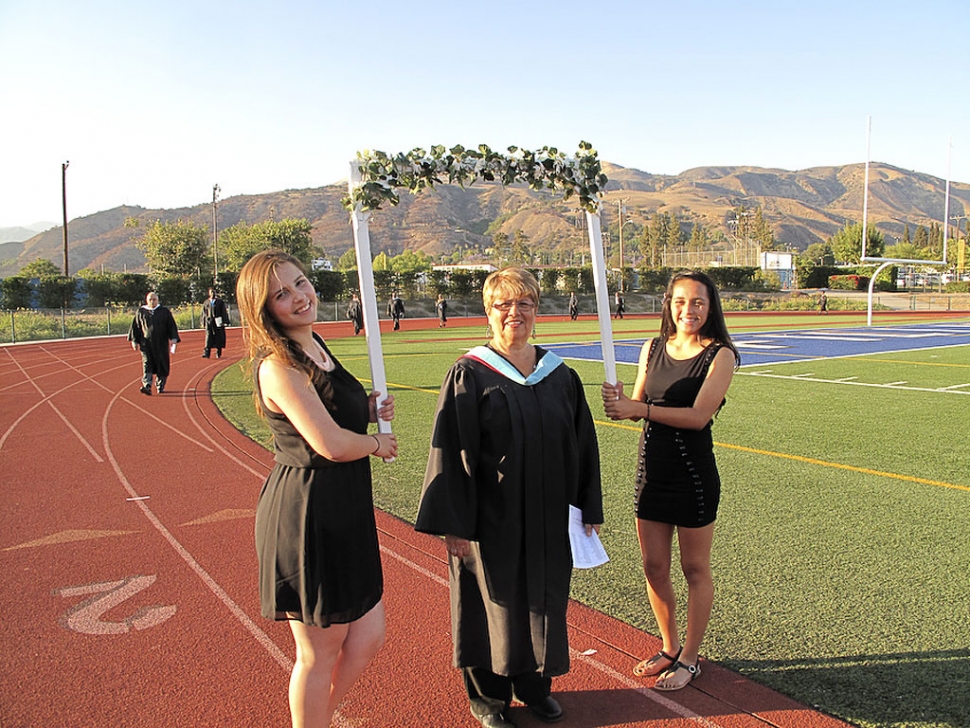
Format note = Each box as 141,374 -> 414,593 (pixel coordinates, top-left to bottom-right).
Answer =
634,338 -> 723,528
254,337 -> 383,627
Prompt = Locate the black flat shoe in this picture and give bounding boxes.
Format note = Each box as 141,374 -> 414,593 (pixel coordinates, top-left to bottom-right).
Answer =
139,386 -> 151,396
478,713 -> 516,728
528,696 -> 563,723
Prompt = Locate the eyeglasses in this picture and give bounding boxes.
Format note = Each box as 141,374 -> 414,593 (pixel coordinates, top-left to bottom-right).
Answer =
491,299 -> 536,312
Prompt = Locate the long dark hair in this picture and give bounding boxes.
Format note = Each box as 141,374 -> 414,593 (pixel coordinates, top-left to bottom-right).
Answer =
659,270 -> 740,368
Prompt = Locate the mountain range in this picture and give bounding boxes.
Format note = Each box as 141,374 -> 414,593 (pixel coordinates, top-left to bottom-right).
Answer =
1,161 -> 967,277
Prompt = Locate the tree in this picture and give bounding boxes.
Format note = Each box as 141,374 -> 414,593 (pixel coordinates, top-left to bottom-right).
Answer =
510,230 -> 531,265
491,232 -> 511,265
0,277 -> 33,308
390,249 -> 432,274
829,223 -> 884,264
310,270 -> 346,301
373,251 -> 391,271
337,248 -> 358,270
664,214 -> 683,249
752,207 -> 776,250
802,242 -> 834,266
913,225 -> 929,249
20,259 -> 62,278
687,222 -> 708,251
221,218 -> 317,271
137,220 -> 209,279
36,276 -> 78,308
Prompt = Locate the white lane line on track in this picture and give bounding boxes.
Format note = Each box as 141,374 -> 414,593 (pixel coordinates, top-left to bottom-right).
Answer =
100,379 -> 369,727
0,348 -> 105,461
379,544 -> 728,727
736,370 -> 970,394
101,386 -> 293,674
178,364 -> 269,478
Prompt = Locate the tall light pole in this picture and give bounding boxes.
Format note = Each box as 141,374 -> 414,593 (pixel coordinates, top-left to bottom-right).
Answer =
212,183 -> 220,284
61,161 -> 70,276
615,199 -> 626,292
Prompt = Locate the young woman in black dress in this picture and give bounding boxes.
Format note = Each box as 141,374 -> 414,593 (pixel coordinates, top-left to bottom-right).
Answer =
602,270 -> 739,691
237,250 -> 397,727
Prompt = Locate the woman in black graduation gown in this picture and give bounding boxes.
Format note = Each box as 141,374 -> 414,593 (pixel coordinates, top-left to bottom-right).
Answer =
236,250 -> 397,728
417,266 -> 603,728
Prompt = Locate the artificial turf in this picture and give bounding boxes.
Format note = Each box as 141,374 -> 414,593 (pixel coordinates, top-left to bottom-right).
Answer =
212,312 -> 970,728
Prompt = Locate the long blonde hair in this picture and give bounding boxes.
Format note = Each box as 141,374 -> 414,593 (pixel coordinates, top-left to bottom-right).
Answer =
236,250 -> 331,415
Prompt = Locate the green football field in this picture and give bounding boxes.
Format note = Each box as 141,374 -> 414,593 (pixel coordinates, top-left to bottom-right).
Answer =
213,311 -> 970,728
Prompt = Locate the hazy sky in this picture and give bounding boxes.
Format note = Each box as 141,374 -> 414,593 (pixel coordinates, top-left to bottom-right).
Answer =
1,0 -> 966,229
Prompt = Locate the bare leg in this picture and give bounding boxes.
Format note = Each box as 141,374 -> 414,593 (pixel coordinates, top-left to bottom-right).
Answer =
327,602 -> 385,713
287,602 -> 385,728
675,523 -> 715,667
637,519 -> 680,656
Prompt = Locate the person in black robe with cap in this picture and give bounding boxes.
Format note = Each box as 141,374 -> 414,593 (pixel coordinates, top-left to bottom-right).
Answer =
416,266 -> 603,728
128,291 -> 180,395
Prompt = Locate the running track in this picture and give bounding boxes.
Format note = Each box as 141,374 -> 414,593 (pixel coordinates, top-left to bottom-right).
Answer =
0,321 -> 853,728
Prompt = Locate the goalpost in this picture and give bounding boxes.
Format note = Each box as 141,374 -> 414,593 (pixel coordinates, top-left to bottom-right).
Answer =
859,117 -> 952,325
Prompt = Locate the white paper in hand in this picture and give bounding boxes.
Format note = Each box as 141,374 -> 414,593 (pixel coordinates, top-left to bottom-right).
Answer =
569,505 -> 608,569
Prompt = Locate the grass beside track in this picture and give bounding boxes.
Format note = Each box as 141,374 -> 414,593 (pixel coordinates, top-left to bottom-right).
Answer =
212,311 -> 970,728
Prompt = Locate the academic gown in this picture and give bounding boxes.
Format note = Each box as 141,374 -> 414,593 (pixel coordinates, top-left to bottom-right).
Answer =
202,297 -> 228,350
416,346 -> 603,677
128,305 -> 180,378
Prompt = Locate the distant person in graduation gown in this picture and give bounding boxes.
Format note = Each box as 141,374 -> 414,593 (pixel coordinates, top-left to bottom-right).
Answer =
128,291 -> 180,395
416,266 -> 603,728
614,290 -> 625,319
201,287 -> 229,358
436,294 -> 448,327
568,291 -> 579,321
347,293 -> 363,335
388,293 -> 405,330
236,250 -> 397,728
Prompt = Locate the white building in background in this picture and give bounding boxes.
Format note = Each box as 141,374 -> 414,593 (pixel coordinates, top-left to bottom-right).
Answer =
312,258 -> 334,271
431,264 -> 498,274
761,251 -> 795,289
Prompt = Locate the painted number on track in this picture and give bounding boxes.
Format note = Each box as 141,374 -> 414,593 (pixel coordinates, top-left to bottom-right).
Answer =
54,575 -> 176,634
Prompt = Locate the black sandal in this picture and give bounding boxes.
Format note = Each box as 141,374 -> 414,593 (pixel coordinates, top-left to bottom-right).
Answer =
633,646 -> 682,677
654,660 -> 701,691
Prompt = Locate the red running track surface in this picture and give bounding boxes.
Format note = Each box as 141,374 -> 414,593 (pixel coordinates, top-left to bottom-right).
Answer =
0,323 -> 852,728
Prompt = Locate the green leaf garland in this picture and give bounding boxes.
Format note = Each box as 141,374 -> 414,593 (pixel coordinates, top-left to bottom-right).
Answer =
343,141 -> 609,213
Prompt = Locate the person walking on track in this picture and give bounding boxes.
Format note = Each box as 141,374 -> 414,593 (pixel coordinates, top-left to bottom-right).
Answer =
347,293 -> 364,335
436,294 -> 448,327
201,287 -> 229,358
236,250 -> 397,728
388,292 -> 405,330
128,291 -> 180,395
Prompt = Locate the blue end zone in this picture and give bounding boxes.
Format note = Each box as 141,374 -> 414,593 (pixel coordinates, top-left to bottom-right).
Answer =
545,323 -> 970,368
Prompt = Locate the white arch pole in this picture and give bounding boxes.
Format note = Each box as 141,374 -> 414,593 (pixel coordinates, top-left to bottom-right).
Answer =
585,210 -> 617,385
348,163 -> 394,452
